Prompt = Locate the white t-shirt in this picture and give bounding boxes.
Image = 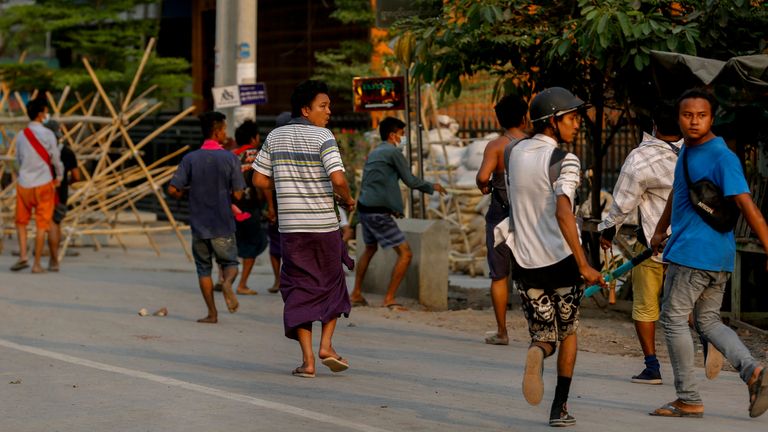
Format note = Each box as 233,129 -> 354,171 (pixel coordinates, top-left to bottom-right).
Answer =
506,134 -> 581,269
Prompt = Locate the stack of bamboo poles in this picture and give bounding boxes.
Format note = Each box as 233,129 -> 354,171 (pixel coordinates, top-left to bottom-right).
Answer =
0,38 -> 194,262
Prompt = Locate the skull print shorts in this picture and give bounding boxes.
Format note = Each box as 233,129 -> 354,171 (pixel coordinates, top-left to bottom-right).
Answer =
519,285 -> 584,343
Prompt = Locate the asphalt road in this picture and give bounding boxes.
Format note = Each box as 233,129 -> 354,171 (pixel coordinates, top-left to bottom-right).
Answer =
0,235 -> 765,431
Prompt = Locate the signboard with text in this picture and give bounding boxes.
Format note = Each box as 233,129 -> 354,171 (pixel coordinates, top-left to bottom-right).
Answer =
239,83 -> 267,105
352,76 -> 406,112
212,83 -> 268,109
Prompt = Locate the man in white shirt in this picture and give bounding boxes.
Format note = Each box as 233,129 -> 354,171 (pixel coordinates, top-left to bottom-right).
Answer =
599,102 -> 692,385
506,87 -> 604,427
12,98 -> 63,273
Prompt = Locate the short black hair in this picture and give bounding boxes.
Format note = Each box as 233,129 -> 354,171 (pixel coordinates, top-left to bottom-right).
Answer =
290,80 -> 329,118
26,98 -> 48,121
198,111 -> 226,140
676,88 -> 718,117
494,95 -> 528,129
379,117 -> 406,141
652,100 -> 680,137
235,120 -> 260,147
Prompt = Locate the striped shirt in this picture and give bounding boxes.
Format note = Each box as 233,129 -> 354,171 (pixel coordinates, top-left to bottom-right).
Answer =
598,132 -> 681,261
506,134 -> 581,269
253,117 -> 344,233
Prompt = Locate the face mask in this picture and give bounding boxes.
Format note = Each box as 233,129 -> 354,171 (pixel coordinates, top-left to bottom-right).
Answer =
43,114 -> 51,124
399,134 -> 407,147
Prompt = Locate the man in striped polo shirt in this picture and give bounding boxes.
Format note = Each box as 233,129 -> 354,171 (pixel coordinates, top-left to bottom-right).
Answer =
253,80 -> 355,378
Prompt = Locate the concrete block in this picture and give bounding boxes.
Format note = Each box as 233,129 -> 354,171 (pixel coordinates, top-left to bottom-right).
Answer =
356,218 -> 449,310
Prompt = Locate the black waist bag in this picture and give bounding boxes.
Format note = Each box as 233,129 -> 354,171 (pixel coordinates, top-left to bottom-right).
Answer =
683,148 -> 739,233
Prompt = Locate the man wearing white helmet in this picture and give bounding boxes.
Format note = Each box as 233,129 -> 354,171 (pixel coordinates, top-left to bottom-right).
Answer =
505,87 -> 605,427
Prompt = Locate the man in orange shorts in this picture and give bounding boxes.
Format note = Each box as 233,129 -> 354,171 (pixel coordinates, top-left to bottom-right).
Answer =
12,98 -> 63,273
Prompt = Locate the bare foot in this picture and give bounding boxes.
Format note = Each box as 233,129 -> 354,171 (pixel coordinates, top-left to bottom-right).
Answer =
318,347 -> 340,361
197,316 -> 217,323
221,282 -> 239,313
236,287 -> 258,295
48,260 -> 60,272
267,282 -> 280,293
31,265 -> 46,274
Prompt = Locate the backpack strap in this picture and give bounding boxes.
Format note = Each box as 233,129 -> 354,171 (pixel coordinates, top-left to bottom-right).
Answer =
548,147 -> 568,186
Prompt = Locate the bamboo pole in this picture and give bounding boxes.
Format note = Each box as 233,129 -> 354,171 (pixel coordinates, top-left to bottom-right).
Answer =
122,38 -> 156,112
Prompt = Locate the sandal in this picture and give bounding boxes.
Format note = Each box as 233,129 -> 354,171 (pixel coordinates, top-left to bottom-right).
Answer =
291,367 -> 315,378
649,399 -> 704,418
320,356 -> 349,373
749,367 -> 768,418
384,303 -> 408,312
10,260 -> 29,272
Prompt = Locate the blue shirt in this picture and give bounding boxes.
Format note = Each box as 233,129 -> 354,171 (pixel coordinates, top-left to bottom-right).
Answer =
664,136 -> 749,272
170,144 -> 246,239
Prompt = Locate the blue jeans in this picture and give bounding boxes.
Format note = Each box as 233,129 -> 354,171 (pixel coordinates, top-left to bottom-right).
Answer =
660,263 -> 758,404
191,234 -> 239,277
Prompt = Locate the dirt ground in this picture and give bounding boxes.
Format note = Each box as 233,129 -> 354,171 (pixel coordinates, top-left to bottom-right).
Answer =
357,290 -> 768,374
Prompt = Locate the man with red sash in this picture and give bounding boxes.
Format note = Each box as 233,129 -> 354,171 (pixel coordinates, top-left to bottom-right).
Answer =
12,98 -> 63,273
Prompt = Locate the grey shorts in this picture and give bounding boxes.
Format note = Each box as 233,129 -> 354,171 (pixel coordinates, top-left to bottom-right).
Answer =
359,212 -> 405,248
191,234 -> 239,277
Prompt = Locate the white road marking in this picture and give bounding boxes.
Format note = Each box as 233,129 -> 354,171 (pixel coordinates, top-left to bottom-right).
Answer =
0,338 -> 392,432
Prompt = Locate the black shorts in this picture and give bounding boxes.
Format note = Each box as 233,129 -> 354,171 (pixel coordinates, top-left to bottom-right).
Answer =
485,197 -> 512,280
53,203 -> 67,224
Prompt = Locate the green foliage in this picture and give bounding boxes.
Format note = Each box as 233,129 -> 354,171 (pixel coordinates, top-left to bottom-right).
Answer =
313,1 -> 376,108
330,0 -> 375,25
0,0 -> 189,104
395,0 -> 768,219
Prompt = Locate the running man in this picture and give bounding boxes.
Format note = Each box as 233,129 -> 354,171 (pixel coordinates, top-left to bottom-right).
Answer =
505,87 -> 604,427
350,117 -> 445,310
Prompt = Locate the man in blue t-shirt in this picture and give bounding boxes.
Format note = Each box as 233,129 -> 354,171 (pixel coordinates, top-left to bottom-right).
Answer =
168,111 -> 246,324
650,89 -> 768,418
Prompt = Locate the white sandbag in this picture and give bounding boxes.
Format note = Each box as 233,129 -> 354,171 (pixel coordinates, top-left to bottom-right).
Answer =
430,143 -> 466,167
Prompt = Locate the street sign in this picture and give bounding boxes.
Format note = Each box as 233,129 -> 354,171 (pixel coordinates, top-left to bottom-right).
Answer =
239,83 -> 268,105
212,85 -> 241,109
352,76 -> 405,112
212,83 -> 268,109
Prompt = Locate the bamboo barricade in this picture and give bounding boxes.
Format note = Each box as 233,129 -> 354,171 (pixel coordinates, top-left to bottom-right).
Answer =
0,38 -> 194,262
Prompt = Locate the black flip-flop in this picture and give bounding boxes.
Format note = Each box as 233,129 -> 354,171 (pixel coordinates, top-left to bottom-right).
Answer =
749,368 -> 768,418
10,260 -> 29,272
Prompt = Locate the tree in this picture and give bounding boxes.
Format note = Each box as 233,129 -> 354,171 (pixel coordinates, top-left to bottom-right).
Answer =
395,0 -> 768,217
312,0 -> 376,108
0,0 -> 190,103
